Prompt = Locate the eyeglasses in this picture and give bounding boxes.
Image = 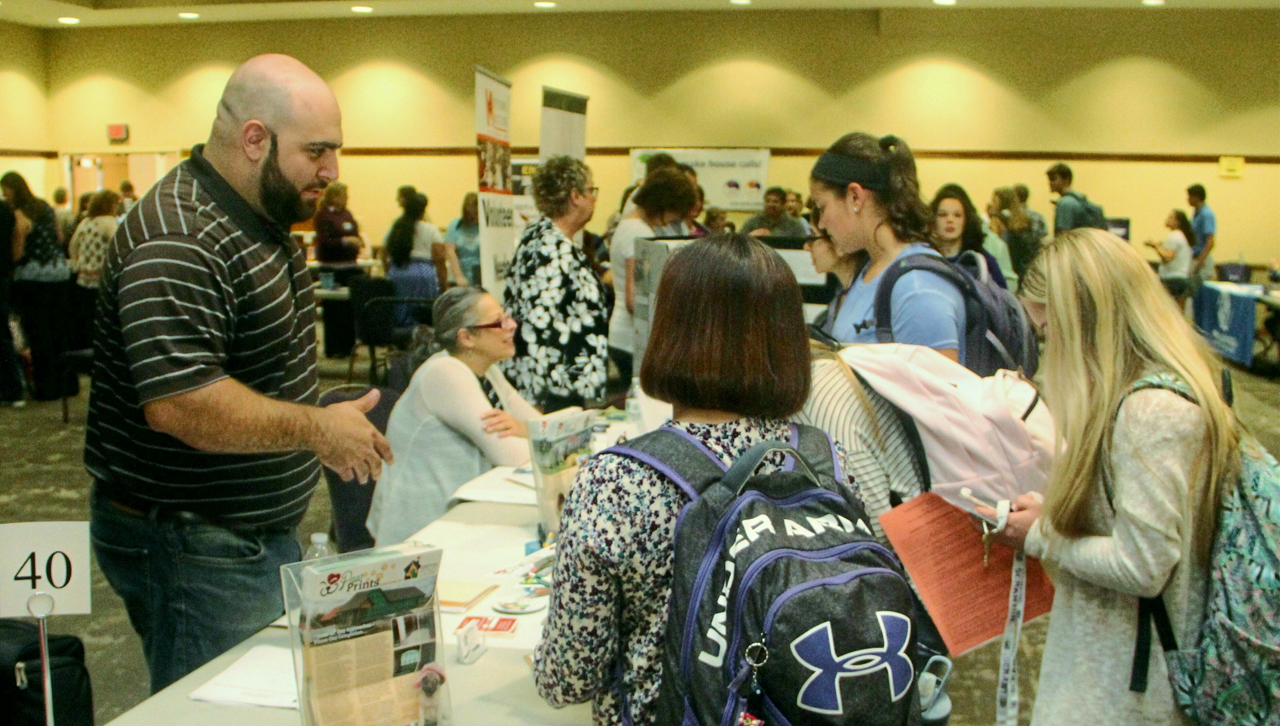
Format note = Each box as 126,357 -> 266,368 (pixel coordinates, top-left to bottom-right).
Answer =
469,312 -> 516,330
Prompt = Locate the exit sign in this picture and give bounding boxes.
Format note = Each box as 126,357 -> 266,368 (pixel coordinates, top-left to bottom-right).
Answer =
107,124 -> 129,142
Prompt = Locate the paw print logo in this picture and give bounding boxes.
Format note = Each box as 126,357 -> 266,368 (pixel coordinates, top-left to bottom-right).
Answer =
327,573 -> 341,585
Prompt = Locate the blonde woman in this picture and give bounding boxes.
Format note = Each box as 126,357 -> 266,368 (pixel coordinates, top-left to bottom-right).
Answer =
989,186 -> 1040,280
984,229 -> 1237,725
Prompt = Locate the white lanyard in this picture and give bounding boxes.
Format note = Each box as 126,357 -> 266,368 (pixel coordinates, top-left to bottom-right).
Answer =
992,498 -> 1025,726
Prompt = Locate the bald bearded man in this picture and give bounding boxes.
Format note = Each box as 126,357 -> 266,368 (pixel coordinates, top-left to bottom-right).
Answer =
85,55 -> 393,692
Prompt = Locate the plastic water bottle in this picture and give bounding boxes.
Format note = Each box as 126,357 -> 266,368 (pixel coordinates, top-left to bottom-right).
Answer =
304,532 -> 336,560
625,377 -> 644,430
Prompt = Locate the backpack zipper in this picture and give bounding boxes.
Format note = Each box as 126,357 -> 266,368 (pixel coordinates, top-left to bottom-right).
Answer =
15,661 -> 28,689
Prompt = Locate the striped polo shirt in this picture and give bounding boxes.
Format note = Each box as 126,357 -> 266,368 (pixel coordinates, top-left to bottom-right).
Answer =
85,145 -> 320,528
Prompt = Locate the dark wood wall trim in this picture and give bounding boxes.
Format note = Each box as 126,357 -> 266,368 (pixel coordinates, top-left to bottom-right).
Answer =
0,149 -> 59,159
336,146 -> 1280,165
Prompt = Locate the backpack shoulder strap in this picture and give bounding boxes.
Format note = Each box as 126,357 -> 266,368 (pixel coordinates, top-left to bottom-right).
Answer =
873,253 -> 974,344
599,427 -> 729,501
792,423 -> 841,486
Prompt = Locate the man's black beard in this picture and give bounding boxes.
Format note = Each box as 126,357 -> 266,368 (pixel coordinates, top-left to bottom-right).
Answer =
259,134 -> 322,227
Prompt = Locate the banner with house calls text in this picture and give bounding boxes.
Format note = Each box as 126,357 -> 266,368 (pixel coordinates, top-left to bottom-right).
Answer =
629,148 -> 769,212
476,66 -> 514,293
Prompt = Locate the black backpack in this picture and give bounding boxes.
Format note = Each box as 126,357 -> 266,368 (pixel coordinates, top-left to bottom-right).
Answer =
872,250 -> 1039,377
0,619 -> 94,726
1061,191 -> 1108,230
602,425 -> 921,726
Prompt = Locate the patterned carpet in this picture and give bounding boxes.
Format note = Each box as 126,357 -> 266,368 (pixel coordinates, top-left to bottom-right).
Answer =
3,353 -> 1278,725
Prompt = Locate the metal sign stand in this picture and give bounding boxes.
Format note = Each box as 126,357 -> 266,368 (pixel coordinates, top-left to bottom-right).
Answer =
27,591 -> 56,726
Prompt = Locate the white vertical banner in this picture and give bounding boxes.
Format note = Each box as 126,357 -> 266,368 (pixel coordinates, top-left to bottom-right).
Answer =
539,87 -> 588,162
476,66 -> 514,293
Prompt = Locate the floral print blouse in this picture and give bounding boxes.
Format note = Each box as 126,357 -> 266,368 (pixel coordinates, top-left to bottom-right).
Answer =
502,216 -> 609,408
534,417 -> 863,726
68,215 -> 118,289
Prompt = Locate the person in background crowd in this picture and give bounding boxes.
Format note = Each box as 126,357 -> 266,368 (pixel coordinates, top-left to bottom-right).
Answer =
1014,183 -> 1049,242
53,187 -> 77,246
684,184 -> 709,237
743,185 -> 807,237
445,192 -> 481,284
67,189 -> 120,349
1187,183 -> 1216,291
615,152 -> 678,224
786,188 -> 812,234
536,234 -> 864,724
75,191 -> 93,229
119,180 -> 137,214
804,206 -> 858,337
2,170 -> 75,401
313,180 -> 363,262
702,205 -> 728,235
989,185 -> 1040,280
810,133 -> 967,360
929,184 -> 1009,289
0,197 -> 22,406
988,228 -> 1232,725
366,287 -> 538,545
503,155 -> 609,412
608,167 -> 697,386
384,192 -> 440,328
397,191 -> 465,291
397,184 -> 417,210
85,54 -> 393,693
1144,209 -> 1195,305
1047,162 -> 1093,234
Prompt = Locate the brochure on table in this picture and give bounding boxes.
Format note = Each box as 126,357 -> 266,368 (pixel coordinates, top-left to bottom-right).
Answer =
526,408 -> 599,539
282,543 -> 450,726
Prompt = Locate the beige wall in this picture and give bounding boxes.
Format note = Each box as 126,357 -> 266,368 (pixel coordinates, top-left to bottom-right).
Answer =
0,21 -> 55,196
23,8 -> 1280,259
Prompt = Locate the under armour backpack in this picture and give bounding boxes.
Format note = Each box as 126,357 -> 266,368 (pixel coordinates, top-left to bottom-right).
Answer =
602,425 -> 921,726
1061,191 -> 1108,230
1122,372 -> 1280,726
872,250 -> 1039,378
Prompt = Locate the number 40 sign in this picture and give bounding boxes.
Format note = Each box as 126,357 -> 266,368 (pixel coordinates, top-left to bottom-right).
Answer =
0,522 -> 91,617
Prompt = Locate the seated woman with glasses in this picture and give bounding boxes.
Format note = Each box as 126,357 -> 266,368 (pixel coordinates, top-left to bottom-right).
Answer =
366,287 -> 540,545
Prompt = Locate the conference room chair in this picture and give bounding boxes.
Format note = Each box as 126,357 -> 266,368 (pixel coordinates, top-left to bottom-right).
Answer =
347,275 -> 432,385
55,348 -> 94,424
317,384 -> 400,553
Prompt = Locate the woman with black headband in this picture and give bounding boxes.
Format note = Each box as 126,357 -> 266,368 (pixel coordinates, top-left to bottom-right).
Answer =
808,133 -> 967,362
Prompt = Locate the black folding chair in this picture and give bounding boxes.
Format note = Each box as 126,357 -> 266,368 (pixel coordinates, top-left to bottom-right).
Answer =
347,276 -> 432,385
55,349 -> 94,424
316,384 -> 400,553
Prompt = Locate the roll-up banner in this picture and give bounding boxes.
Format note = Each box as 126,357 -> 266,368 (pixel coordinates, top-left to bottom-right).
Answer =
539,87 -> 588,162
629,148 -> 770,212
476,65 -> 514,293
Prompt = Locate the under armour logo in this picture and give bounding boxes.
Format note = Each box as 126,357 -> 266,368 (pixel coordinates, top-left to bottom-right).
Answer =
852,317 -> 876,334
791,612 -> 914,714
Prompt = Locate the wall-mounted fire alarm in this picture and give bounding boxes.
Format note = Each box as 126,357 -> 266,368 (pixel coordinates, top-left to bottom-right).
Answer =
107,124 -> 129,143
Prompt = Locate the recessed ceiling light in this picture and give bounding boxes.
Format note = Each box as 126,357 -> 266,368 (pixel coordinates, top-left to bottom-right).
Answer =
351,5 -> 373,12
1141,0 -> 1165,5
534,1 -> 555,6
730,0 -> 752,5
933,0 -> 957,5
57,16 -> 80,24
178,12 -> 199,18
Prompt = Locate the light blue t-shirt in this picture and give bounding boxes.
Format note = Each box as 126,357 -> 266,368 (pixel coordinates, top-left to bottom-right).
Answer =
1191,205 -> 1216,256
445,217 -> 481,284
830,244 -> 967,362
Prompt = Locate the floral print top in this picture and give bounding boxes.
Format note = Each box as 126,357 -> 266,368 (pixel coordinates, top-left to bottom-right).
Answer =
534,417 -> 863,725
502,216 -> 609,408
68,215 -> 118,289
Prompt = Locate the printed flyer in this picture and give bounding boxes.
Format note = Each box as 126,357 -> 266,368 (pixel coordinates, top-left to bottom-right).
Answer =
283,543 -> 448,726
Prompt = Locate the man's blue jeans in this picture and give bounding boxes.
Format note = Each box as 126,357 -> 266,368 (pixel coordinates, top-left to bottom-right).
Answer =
89,487 -> 302,693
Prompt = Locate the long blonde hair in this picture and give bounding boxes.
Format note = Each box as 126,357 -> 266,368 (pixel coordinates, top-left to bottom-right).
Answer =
1019,229 -> 1238,560
991,186 -> 1030,233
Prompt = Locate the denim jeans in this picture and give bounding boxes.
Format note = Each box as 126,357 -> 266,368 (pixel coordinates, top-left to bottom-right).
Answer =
89,487 -> 302,693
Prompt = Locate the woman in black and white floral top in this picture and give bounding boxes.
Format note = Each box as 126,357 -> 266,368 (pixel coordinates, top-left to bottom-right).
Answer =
502,155 -> 609,413
534,234 -> 864,725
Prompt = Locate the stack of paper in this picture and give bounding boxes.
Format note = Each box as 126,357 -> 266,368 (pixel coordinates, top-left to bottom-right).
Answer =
188,645 -> 298,709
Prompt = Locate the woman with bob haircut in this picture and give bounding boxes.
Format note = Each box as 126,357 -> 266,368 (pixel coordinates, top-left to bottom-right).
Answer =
535,234 -> 865,724
502,155 -> 609,413
982,229 -> 1239,725
366,286 -> 538,545
809,133 -> 967,361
